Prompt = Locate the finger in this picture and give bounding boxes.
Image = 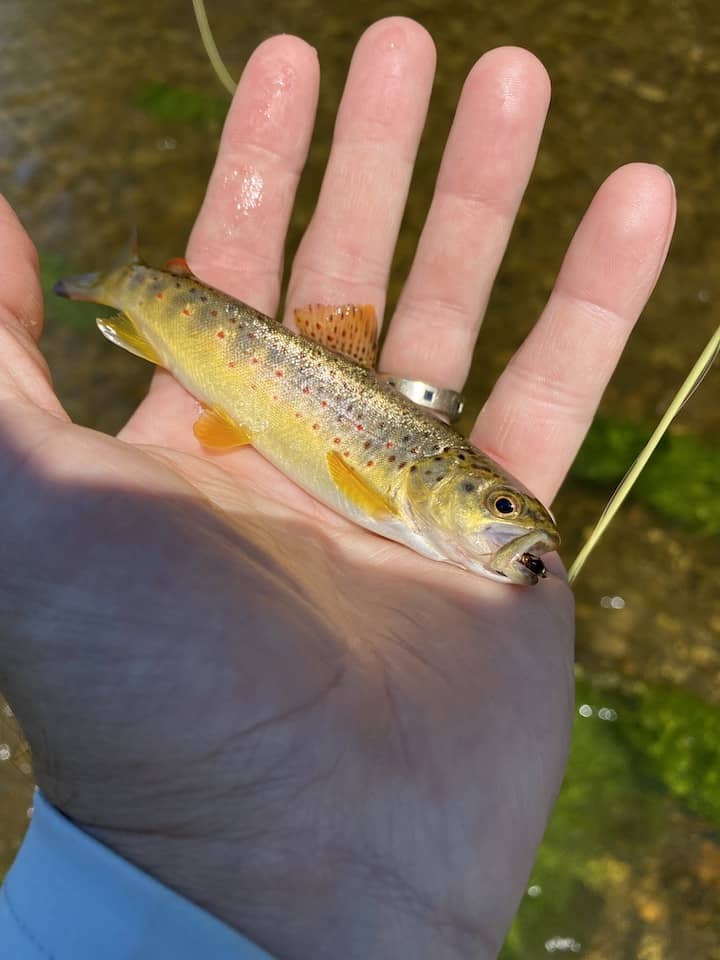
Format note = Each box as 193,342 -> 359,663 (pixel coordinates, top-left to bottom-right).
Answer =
472,163 -> 676,504
187,35 -> 319,312
121,35 -> 319,444
380,47 -> 550,388
0,196 -> 65,417
284,17 -> 436,324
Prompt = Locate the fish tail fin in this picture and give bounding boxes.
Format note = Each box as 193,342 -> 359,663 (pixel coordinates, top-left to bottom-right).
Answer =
53,236 -> 144,304
53,270 -> 105,302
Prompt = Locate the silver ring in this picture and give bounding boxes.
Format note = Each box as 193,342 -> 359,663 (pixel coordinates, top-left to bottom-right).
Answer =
378,374 -> 465,423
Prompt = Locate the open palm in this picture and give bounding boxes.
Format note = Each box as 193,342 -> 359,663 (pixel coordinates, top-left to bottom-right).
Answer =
0,19 -> 674,960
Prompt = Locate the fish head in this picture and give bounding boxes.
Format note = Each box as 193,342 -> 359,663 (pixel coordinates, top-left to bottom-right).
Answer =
401,448 -> 560,585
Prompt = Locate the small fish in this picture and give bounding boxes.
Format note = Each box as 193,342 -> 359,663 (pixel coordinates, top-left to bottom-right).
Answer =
54,256 -> 560,585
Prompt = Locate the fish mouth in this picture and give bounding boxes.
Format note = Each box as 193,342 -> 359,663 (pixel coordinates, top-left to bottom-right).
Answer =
489,529 -> 561,585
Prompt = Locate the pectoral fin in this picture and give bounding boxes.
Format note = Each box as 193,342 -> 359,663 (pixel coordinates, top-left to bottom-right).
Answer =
294,304 -> 378,368
326,451 -> 397,519
96,313 -> 163,365
193,408 -> 252,449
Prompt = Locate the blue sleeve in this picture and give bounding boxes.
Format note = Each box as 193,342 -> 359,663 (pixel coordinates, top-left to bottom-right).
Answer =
0,789 -> 275,959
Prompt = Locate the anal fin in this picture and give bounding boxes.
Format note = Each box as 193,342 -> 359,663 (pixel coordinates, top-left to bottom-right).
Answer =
326,450 -> 397,519
294,304 -> 378,368
194,408 -> 252,450
96,313 -> 162,365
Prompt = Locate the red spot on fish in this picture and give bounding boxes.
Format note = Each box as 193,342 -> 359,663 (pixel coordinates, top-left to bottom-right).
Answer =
388,455 -> 396,462
156,292 -> 164,300
364,440 -> 371,449
228,361 -> 236,368
366,460 -> 374,467
275,370 -> 283,378
312,423 -> 319,430
398,462 -> 407,469
183,309 -> 190,316
250,357 -> 258,364
272,394 -> 278,401
385,441 -> 394,449
343,451 -> 350,457
333,437 -> 341,444
211,310 -> 218,317
302,386 -> 310,394
295,412 -> 302,418
321,400 -> 328,408
410,447 -> 418,454
217,331 -> 225,339
356,424 -> 364,431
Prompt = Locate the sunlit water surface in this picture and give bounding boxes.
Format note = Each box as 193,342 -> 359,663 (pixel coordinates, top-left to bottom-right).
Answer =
1,1 -> 719,956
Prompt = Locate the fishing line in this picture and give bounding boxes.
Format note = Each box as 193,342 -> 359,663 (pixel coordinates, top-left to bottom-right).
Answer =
191,0 -> 237,96
568,322 -> 720,584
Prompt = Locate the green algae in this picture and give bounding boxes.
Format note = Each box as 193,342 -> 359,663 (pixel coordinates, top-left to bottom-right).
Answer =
502,676 -> 720,957
572,417 -> 720,534
619,685 -> 720,824
502,677 -> 663,957
132,82 -> 227,126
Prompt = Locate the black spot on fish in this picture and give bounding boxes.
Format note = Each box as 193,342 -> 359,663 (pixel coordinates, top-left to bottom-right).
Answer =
434,456 -> 443,461
457,453 -> 466,461
410,465 -> 418,473
463,482 -> 475,493
443,446 -> 450,453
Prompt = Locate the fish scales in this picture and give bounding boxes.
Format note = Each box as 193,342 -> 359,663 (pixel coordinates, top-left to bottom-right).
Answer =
113,264 -> 473,517
55,259 -> 560,584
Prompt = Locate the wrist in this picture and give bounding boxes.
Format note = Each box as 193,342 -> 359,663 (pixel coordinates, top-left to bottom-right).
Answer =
81,822 -> 499,960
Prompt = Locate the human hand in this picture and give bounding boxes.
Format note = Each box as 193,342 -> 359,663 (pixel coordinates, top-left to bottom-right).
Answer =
0,18 -> 675,960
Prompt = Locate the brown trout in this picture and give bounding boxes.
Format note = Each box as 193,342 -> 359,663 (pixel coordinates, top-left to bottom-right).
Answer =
54,256 -> 559,584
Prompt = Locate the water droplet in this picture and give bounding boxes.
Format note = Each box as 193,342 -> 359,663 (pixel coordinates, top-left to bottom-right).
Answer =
598,707 -> 618,722
578,704 -> 593,718
600,595 -> 625,609
0,743 -> 10,761
528,884 -> 542,897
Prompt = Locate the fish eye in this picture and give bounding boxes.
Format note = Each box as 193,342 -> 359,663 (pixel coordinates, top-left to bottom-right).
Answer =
489,492 -> 521,518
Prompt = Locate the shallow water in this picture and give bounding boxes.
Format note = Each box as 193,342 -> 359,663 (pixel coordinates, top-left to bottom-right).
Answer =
1,0 -> 719,955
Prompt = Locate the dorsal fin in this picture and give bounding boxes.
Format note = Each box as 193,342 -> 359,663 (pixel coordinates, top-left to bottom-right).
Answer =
293,304 -> 378,368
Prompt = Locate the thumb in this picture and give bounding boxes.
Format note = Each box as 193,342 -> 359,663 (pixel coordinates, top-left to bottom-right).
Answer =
0,196 -> 66,419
